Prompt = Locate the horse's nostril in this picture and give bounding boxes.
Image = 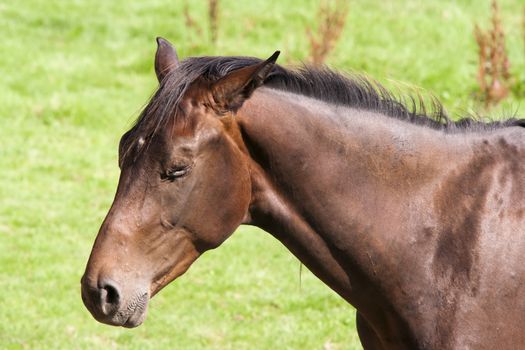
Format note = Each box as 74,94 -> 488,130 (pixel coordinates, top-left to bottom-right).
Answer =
99,280 -> 121,315
103,283 -> 120,305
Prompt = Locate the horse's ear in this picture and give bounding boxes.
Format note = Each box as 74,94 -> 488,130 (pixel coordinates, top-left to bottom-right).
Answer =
155,37 -> 179,83
211,51 -> 280,112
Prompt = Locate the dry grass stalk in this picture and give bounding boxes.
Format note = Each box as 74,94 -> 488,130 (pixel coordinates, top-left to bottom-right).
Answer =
474,0 -> 511,107
306,0 -> 349,66
183,1 -> 202,36
208,0 -> 219,45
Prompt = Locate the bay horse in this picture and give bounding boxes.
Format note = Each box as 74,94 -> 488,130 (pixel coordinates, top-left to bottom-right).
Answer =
81,37 -> 525,349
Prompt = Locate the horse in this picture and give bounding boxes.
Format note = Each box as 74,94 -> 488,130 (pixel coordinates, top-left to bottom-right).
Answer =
81,37 -> 525,349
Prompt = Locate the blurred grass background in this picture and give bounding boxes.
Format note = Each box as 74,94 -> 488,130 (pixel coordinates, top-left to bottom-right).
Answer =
1,0 -> 524,349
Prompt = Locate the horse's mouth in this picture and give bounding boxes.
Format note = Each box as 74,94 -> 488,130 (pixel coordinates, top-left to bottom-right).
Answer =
85,291 -> 149,328
118,292 -> 149,328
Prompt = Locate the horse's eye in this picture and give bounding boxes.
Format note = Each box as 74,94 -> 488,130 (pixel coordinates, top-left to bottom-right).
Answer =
162,165 -> 191,181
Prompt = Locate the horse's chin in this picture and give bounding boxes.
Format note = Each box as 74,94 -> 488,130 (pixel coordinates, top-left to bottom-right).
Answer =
119,292 -> 149,328
121,303 -> 148,328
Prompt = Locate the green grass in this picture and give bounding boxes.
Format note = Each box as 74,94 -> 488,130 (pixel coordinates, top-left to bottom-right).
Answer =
1,1 -> 524,349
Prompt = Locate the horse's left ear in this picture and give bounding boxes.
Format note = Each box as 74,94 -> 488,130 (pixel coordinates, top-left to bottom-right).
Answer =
155,37 -> 179,83
211,51 -> 280,112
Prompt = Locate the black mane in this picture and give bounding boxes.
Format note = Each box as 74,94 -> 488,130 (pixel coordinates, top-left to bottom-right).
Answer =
127,55 -> 525,147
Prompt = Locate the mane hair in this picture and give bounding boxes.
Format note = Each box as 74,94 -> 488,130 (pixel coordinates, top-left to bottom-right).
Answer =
125,55 -> 525,149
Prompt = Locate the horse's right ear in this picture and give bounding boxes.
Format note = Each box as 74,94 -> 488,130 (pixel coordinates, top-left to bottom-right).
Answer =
155,37 -> 179,83
211,51 -> 280,113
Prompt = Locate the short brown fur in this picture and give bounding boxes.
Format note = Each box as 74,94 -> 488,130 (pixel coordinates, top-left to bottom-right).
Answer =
82,39 -> 525,349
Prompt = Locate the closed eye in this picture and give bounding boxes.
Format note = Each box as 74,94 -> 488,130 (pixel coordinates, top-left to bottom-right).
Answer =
161,165 -> 191,181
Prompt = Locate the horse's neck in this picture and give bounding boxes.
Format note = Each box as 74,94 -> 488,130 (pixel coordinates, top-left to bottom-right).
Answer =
236,88 -> 474,327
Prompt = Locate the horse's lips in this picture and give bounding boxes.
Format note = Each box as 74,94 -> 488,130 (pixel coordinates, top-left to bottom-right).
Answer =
122,310 -> 146,328
119,292 -> 149,328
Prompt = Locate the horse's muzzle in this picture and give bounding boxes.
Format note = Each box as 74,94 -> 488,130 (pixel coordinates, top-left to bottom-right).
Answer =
80,275 -> 149,328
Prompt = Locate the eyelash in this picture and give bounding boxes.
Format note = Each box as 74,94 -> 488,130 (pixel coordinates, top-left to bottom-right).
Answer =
161,165 -> 191,181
